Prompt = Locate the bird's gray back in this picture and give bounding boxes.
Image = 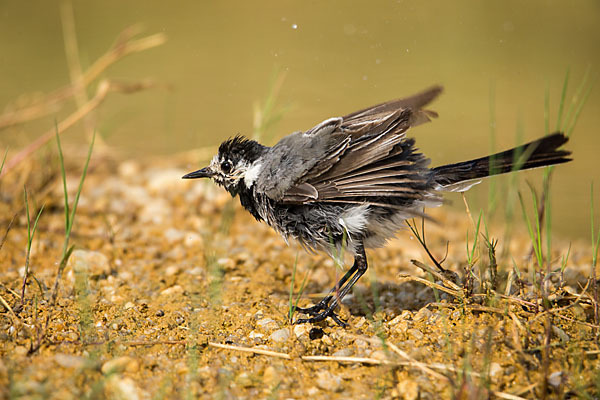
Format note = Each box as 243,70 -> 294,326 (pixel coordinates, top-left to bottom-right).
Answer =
255,118 -> 345,200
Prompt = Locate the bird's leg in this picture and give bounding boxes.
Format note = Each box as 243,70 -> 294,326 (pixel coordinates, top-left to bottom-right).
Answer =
294,263 -> 358,315
295,243 -> 367,326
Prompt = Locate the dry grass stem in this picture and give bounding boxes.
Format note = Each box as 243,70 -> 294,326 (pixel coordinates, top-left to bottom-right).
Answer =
397,273 -> 462,298
0,79 -> 158,179
410,259 -> 462,291
0,26 -> 165,130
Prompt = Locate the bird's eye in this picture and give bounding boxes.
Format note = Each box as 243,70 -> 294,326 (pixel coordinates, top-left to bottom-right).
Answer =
221,160 -> 232,174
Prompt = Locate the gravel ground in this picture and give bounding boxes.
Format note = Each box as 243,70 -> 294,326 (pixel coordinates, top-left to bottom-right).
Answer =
1,155 -> 598,399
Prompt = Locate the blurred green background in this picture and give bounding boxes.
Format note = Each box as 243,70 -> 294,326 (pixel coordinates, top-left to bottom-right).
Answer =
0,0 -> 598,240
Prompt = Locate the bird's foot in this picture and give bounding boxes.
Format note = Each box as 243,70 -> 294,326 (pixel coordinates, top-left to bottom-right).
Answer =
294,302 -> 348,327
294,296 -> 332,316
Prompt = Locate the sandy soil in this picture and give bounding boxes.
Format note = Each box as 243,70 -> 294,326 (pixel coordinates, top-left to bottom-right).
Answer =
1,155 -> 598,399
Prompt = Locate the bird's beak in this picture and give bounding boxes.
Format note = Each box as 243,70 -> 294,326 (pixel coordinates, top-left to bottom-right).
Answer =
182,167 -> 212,179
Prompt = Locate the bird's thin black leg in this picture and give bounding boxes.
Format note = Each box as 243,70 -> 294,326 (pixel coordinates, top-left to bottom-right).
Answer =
295,243 -> 367,326
294,263 -> 358,315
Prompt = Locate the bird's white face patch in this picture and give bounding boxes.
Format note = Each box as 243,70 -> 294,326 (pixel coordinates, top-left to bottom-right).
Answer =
209,155 -> 250,188
243,161 -> 262,188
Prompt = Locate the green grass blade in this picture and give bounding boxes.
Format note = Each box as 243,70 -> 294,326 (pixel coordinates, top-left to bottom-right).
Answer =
288,253 -> 299,320
24,187 -> 31,246
488,81 -> 498,214
55,125 -> 70,232
518,191 -> 542,268
556,68 -> 570,131
562,65 -> 592,135
592,182 -> 600,267
566,80 -> 594,138
32,204 -> 45,248
0,148 -> 7,176
544,82 -> 550,135
66,131 -> 95,236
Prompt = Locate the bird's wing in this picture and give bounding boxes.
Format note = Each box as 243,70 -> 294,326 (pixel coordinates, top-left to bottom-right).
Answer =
254,117 -> 350,200
276,86 -> 443,206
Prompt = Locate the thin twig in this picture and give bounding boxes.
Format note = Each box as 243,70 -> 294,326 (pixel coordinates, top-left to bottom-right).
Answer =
410,259 -> 461,291
397,273 -> 462,298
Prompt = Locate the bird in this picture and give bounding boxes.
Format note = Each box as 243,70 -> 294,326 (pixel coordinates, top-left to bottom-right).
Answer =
182,86 -> 571,326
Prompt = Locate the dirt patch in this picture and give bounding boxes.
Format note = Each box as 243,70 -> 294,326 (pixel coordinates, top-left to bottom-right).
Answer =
1,156 -> 598,399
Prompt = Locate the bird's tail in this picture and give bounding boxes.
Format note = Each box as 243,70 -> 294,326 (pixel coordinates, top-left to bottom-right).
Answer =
432,132 -> 571,192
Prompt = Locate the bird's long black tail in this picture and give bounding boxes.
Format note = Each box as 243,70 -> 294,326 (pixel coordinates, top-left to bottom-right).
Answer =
432,132 -> 571,192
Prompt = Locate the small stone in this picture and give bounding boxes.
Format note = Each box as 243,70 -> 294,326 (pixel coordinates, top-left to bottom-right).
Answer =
55,354 -> 86,369
105,376 -> 140,400
236,372 -> 253,388
183,232 -> 203,248
256,318 -> 278,330
397,379 -> 418,400
269,328 -> 290,343
160,285 -> 183,297
263,366 -> 278,385
163,228 -> 185,244
248,330 -> 264,339
552,326 -> 569,342
68,249 -> 110,276
332,348 -> 353,357
407,328 -> 424,340
165,265 -> 181,277
321,334 -> 333,346
101,356 -> 139,375
548,371 -> 564,388
155,310 -> 165,317
124,302 -> 135,310
489,362 -> 502,379
293,324 -> 311,338
316,370 -> 342,392
146,168 -> 186,194
413,307 -> 432,322
371,350 -> 388,361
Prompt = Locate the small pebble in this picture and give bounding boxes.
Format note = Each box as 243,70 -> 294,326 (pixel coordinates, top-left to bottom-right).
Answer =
101,356 -> 139,375
407,328 -> 424,340
269,328 -> 290,343
413,307 -> 432,322
552,326 -> 569,342
332,348 -> 353,357
165,265 -> 181,276
548,371 -> 564,388
105,376 -> 140,400
489,362 -> 502,379
68,249 -> 110,276
256,318 -> 278,330
263,366 -> 278,384
293,324 -> 311,338
160,285 -> 183,297
396,379 -> 418,400
54,354 -> 86,369
155,310 -> 165,317
316,370 -> 342,392
248,331 -> 264,339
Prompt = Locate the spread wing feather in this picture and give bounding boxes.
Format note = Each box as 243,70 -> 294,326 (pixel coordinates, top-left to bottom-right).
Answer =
275,86 -> 443,207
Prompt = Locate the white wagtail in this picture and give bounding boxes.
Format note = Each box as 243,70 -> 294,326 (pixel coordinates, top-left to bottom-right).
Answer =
183,86 -> 571,326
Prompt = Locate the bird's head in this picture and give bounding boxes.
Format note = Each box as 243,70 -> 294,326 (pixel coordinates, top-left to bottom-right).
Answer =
182,136 -> 266,196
